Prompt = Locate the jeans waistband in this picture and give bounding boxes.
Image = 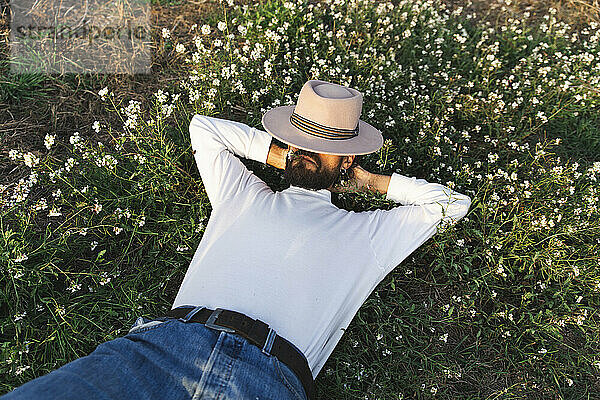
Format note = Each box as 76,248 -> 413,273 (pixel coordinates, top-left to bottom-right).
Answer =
167,306 -> 315,400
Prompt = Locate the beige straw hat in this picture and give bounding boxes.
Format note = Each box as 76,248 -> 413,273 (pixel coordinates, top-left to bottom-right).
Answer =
262,80 -> 383,155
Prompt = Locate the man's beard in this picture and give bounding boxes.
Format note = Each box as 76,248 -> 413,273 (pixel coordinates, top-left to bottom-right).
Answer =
283,150 -> 343,191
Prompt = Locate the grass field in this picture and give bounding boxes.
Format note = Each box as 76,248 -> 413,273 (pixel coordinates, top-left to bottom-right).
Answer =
1,0 -> 600,398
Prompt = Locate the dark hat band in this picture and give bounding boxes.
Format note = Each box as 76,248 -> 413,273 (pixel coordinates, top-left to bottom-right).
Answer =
290,112 -> 359,141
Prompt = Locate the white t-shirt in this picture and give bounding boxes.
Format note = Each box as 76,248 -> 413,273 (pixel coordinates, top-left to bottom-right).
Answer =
173,115 -> 471,377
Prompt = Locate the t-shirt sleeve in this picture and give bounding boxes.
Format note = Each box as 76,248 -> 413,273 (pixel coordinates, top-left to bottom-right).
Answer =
367,173 -> 472,276
189,114 -> 273,206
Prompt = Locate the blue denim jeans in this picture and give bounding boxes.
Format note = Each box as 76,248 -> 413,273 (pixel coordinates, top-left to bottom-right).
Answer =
2,315 -> 308,400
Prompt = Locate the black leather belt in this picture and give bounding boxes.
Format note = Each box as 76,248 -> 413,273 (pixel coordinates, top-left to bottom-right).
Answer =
167,307 -> 315,400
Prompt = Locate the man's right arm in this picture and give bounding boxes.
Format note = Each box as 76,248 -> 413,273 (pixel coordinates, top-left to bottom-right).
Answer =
266,142 -> 288,170
189,115 -> 273,206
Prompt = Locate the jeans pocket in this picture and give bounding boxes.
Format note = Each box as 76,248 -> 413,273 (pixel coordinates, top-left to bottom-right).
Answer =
271,356 -> 307,400
127,317 -> 168,335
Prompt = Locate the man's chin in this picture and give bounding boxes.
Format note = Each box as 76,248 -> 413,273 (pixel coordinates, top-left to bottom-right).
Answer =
285,176 -> 325,191
283,165 -> 339,191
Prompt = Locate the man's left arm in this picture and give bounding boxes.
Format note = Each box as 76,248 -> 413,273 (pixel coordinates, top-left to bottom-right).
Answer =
360,170 -> 472,276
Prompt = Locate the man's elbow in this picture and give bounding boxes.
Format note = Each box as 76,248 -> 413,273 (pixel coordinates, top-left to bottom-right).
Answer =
438,194 -> 471,227
453,194 -> 472,221
189,114 -> 221,149
189,114 -> 209,137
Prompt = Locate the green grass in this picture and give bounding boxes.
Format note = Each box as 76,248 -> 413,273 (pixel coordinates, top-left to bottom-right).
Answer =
0,68 -> 51,103
2,0 -> 600,398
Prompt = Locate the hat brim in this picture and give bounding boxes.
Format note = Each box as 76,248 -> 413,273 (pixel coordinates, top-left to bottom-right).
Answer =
262,106 -> 383,156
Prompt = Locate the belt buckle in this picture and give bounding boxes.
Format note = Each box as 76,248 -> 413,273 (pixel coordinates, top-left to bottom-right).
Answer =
204,308 -> 236,333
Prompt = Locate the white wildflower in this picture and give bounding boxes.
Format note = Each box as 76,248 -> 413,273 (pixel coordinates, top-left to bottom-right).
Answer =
98,87 -> 109,100
14,365 -> 31,376
48,207 -> 62,217
22,152 -> 39,168
14,254 -> 28,263
34,197 -> 48,210
9,149 -> 21,160
14,311 -> 27,321
99,272 -> 111,285
566,377 -> 573,386
44,134 -> 56,150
